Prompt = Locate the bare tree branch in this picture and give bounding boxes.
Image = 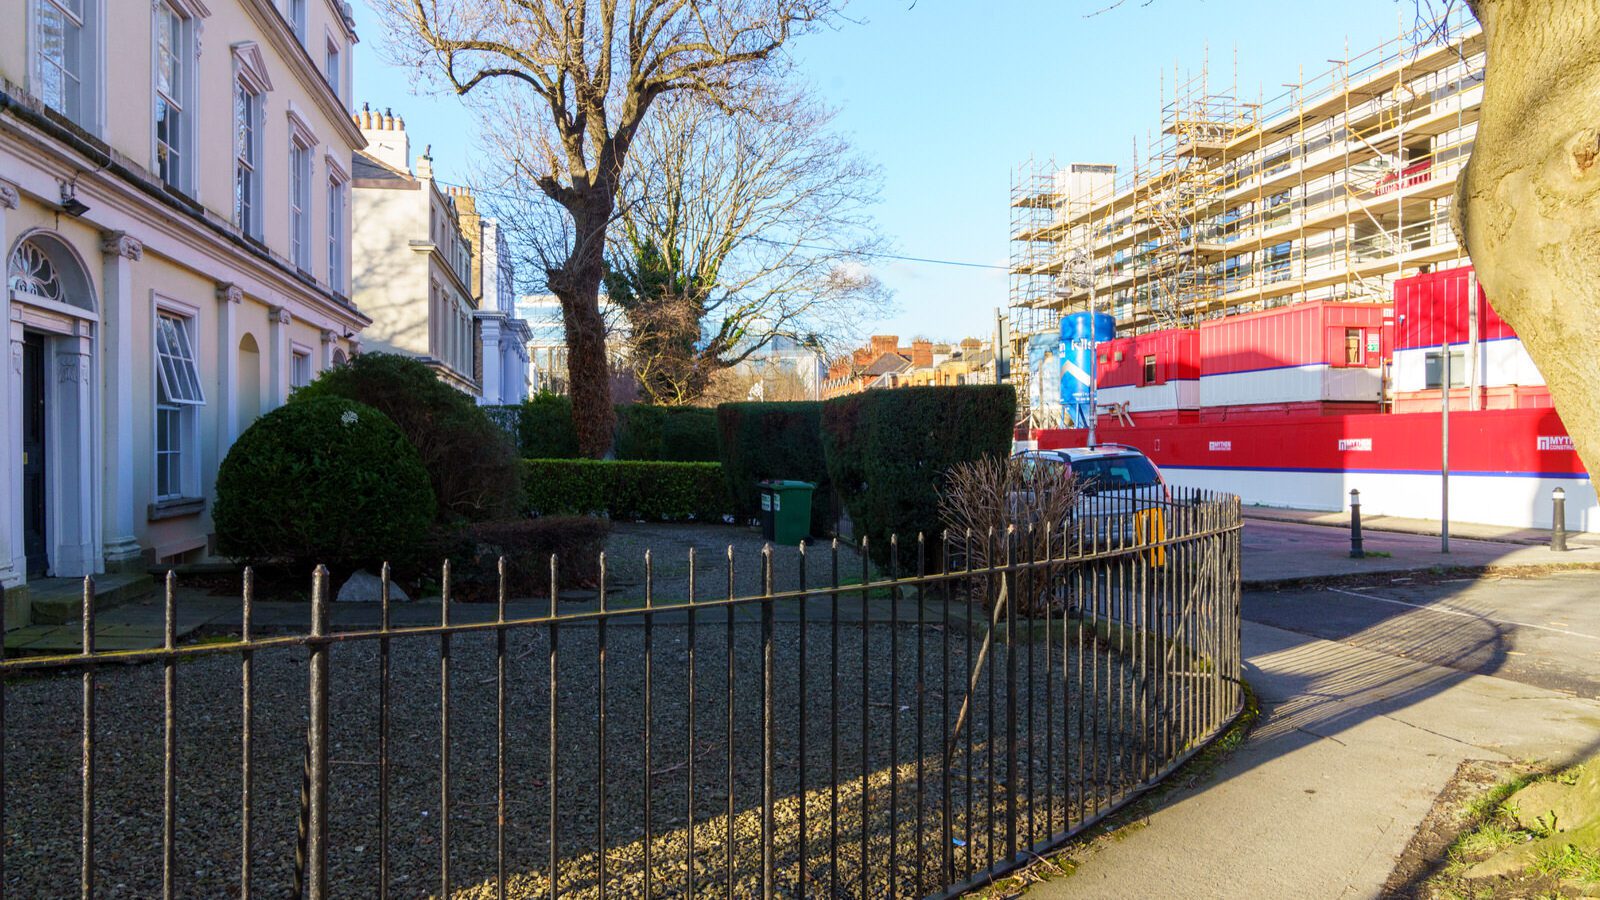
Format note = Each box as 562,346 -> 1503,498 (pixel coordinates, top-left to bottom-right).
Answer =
370,0 -> 846,454
604,87 -> 893,405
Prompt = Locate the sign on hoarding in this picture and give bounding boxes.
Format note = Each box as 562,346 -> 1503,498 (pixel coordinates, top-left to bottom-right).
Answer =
1338,438 -> 1373,452
1209,441 -> 1232,451
1538,435 -> 1575,452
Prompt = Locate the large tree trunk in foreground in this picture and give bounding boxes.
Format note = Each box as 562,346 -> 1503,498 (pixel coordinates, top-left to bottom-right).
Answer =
1457,0 -> 1600,479
1456,2 -> 1600,879
550,203 -> 617,458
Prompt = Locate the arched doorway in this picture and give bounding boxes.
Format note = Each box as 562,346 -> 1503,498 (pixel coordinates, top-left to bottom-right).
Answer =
238,333 -> 262,431
6,232 -> 100,579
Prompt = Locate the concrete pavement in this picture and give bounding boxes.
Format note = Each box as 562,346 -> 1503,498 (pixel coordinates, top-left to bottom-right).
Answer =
1240,517 -> 1600,585
1029,571 -> 1600,899
1242,504 -> 1600,549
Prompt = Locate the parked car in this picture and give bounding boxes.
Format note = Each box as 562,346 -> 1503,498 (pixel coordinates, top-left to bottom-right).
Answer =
1014,444 -> 1171,547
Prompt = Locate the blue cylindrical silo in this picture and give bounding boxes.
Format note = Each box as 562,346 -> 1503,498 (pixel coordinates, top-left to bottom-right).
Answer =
1059,312 -> 1115,428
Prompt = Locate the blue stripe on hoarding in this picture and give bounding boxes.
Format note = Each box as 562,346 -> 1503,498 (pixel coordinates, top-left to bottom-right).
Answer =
1161,465 -> 1590,479
1200,362 -> 1325,378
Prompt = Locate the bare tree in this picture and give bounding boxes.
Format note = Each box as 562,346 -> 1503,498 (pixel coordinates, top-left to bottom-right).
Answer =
371,0 -> 842,456
939,456 -> 1081,615
697,355 -> 818,405
605,89 -> 892,405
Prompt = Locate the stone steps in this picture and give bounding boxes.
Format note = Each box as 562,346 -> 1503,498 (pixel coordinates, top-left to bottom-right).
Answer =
23,572 -> 158,627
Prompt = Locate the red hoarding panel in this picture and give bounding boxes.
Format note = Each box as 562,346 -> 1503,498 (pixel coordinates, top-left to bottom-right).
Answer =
1097,328 -> 1199,388
1394,265 -> 1517,350
1200,301 -> 1387,376
1034,408 -> 1583,476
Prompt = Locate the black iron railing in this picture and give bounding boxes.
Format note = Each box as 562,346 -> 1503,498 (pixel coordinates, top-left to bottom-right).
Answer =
0,488 -> 1242,899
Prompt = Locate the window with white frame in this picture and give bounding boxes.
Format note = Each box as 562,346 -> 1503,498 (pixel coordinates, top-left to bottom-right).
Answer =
154,309 -> 205,501
324,36 -> 341,100
326,168 -> 346,290
234,75 -> 262,237
35,0 -> 98,127
287,0 -> 306,41
291,348 -> 311,388
153,0 -> 193,191
289,138 -> 312,270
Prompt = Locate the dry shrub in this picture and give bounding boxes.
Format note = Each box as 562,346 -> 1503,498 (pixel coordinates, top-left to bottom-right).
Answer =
938,455 -> 1080,615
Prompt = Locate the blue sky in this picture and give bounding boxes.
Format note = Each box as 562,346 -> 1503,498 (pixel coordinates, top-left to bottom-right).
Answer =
351,0 -> 1410,342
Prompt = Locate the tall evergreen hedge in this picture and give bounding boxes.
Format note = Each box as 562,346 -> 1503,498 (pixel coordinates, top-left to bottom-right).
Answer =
715,401 -> 834,537
821,385 -> 1016,563
506,394 -> 719,462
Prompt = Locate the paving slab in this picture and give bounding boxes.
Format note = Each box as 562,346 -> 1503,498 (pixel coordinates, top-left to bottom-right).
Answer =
1027,578 -> 1600,900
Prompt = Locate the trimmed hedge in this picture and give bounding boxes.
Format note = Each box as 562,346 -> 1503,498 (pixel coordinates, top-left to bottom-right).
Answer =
515,393 -> 581,459
822,385 -> 1017,563
661,408 -> 720,461
505,395 -> 720,462
715,401 -> 833,536
214,397 -> 436,575
613,404 -> 672,461
293,352 -> 522,522
524,460 -> 731,521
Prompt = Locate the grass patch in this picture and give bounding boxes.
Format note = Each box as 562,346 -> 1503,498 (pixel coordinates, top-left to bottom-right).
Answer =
1453,821 -> 1525,857
1425,761 -> 1596,896
1530,843 -> 1600,883
833,572 -> 897,600
1463,769 -> 1545,822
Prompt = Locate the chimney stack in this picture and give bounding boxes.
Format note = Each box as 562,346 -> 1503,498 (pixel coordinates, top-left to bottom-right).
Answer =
911,339 -> 933,368
870,335 -> 899,358
358,101 -> 412,174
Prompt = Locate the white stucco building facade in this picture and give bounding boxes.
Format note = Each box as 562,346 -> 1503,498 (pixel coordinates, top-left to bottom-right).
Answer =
349,106 -> 480,396
453,192 -> 529,406
1,0 -> 366,623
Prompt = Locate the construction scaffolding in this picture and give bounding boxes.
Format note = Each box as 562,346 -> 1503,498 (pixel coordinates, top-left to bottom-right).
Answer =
1008,4 -> 1484,420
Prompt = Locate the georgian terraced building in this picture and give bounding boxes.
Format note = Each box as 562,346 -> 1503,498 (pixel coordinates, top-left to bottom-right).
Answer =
349,106 -> 485,397
0,0 -> 367,621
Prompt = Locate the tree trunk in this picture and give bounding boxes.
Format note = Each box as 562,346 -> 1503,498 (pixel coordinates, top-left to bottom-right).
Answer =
550,201 -> 617,458
1457,0 -> 1600,479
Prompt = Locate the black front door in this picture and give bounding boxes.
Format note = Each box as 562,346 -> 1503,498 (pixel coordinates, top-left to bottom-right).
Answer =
22,333 -> 47,578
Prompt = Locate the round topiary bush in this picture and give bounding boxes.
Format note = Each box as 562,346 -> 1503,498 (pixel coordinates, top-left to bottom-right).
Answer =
293,352 -> 523,522
213,397 -> 436,575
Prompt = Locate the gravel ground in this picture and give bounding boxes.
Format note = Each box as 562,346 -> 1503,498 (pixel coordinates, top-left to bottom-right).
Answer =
2,600 -> 1227,899
586,523 -> 874,608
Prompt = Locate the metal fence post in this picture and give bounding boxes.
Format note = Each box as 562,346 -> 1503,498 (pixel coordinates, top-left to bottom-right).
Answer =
306,566 -> 331,900
1552,487 -> 1568,552
1349,489 -> 1365,559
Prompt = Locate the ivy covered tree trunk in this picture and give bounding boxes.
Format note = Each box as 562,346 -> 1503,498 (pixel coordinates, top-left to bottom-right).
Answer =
1457,0 -> 1600,479
550,203 -> 618,458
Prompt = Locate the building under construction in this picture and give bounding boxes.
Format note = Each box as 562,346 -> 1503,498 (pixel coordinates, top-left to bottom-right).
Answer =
1009,9 -> 1484,419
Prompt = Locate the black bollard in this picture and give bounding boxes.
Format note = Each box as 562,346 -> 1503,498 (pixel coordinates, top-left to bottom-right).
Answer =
1552,487 -> 1568,553
1349,488 -> 1365,559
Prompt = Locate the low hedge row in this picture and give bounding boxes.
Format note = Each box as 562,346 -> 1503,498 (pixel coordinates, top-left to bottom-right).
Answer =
523,459 -> 731,521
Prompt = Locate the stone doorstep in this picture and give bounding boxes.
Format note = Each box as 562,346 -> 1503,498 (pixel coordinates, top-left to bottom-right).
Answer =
3,624 -> 176,654
22,572 -> 159,627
